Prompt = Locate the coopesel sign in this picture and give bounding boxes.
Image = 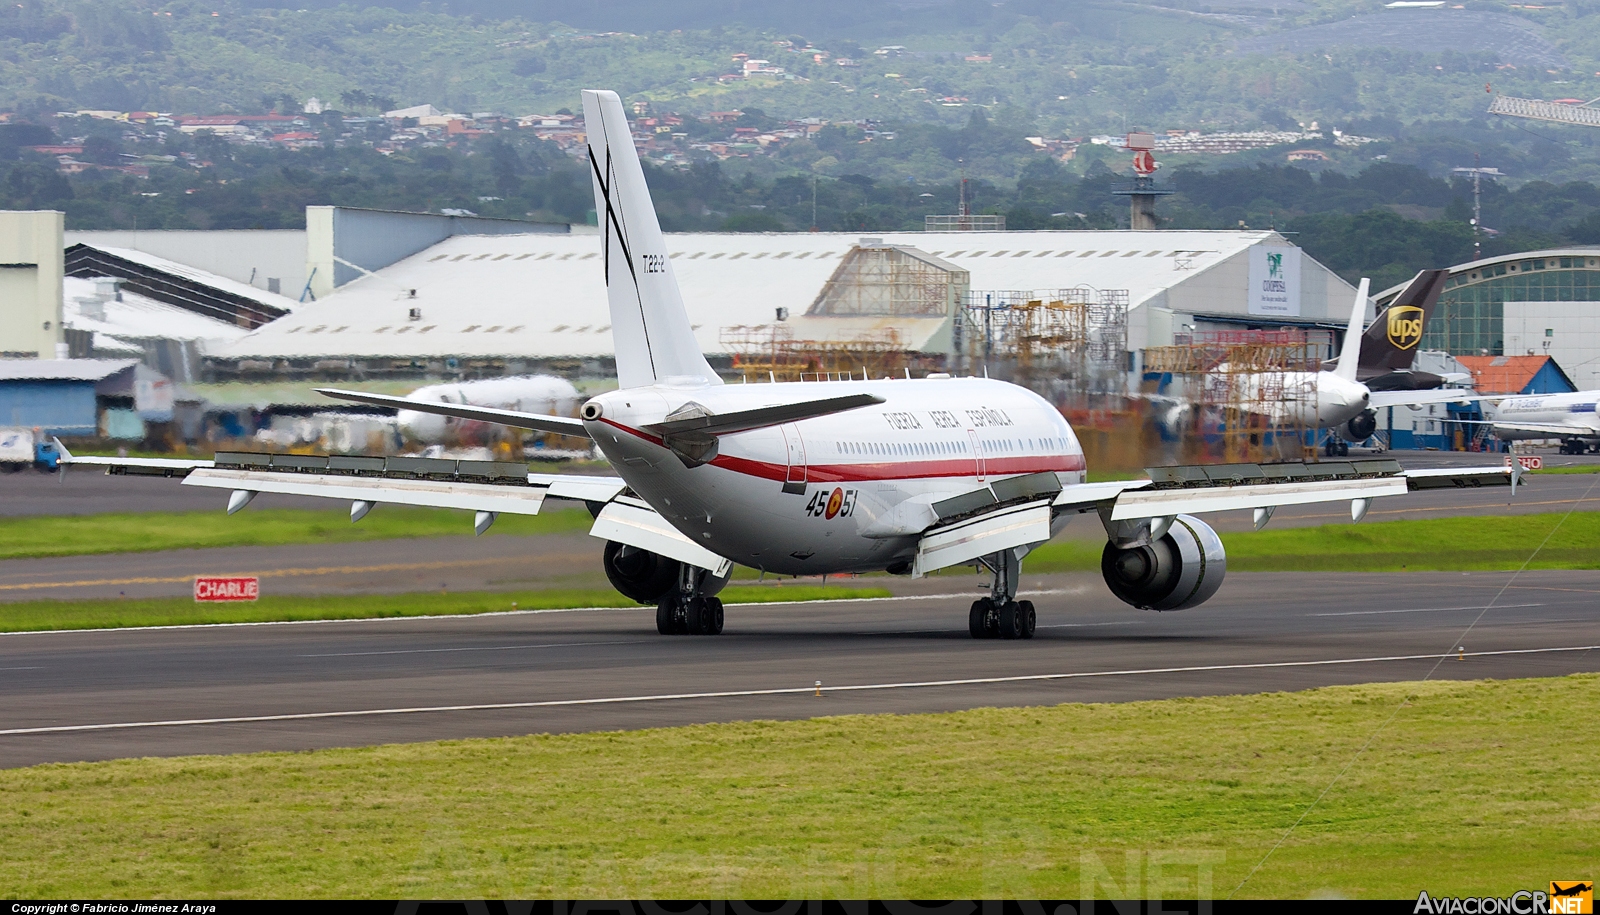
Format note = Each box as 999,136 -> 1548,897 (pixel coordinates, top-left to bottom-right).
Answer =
194,577 -> 260,602
1247,245 -> 1302,317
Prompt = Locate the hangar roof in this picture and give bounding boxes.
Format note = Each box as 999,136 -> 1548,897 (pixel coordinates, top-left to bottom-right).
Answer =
219,229 -> 1285,360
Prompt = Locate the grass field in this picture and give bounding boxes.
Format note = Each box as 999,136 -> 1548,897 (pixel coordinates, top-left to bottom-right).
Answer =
0,583 -> 893,633
0,505 -> 595,561
1024,511 -> 1600,573
0,674 -> 1592,898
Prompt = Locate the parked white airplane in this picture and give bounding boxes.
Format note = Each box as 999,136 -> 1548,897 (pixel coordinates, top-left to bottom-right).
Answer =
396,375 -> 580,444
65,90 -> 1520,640
1201,278 -> 1476,455
1483,392 -> 1600,454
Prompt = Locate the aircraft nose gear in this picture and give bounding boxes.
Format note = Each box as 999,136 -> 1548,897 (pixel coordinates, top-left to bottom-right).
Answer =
656,565 -> 727,635
969,550 -> 1036,640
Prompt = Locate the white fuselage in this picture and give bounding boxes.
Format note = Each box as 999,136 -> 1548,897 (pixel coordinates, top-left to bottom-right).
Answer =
583,376 -> 1084,576
1491,392 -> 1600,440
1211,370 -> 1373,430
398,376 -> 581,442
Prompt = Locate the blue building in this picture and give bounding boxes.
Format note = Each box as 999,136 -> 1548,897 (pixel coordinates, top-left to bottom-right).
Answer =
0,360 -> 173,438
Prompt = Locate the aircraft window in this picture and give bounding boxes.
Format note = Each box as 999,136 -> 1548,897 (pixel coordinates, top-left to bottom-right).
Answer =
418,325 -> 436,333
1011,251 -> 1030,257
462,325 -> 480,332
538,253 -> 554,260
485,325 -> 503,332
374,326 -> 390,333
774,252 -> 791,258
969,251 -> 988,257
515,253 -> 533,260
595,325 -> 609,333
560,253 -> 575,260
690,252 -> 705,259
1034,251 -> 1051,257
450,254 -> 469,262
671,252 -> 684,258
506,325 -> 523,333
1078,251 -> 1096,257
333,326 -> 348,333
730,252 -> 746,259
1099,251 -> 1118,257
472,254 -> 492,261
552,325 -> 569,332
990,250 -> 1009,257
581,253 -> 597,260
947,250 -> 966,257
494,254 -> 511,261
1122,251 -> 1140,257
1144,250 -> 1162,257
752,252 -> 767,259
308,325 -> 326,333
818,252 -> 836,258
1055,251 -> 1074,257
794,252 -> 810,259
429,254 -> 448,262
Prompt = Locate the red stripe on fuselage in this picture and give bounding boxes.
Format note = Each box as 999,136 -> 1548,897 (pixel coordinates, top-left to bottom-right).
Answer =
597,418 -> 1086,483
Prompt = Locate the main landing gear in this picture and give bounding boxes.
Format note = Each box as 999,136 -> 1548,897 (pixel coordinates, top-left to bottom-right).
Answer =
656,564 -> 725,635
967,548 -> 1036,640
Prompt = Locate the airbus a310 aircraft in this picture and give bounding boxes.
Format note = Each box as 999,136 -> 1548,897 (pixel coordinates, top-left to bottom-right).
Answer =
67,90 -> 1521,640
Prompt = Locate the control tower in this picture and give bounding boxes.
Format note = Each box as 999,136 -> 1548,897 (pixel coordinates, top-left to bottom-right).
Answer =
1111,132 -> 1173,230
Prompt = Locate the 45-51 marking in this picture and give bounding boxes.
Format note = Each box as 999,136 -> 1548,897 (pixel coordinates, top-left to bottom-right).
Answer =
806,487 -> 858,520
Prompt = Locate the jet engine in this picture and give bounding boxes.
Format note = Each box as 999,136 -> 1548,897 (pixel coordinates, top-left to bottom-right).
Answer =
1100,514 -> 1226,611
602,541 -> 682,603
601,541 -> 730,603
1340,409 -> 1379,443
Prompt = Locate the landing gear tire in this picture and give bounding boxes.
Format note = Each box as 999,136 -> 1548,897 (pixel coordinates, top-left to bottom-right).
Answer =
998,601 -> 1022,640
703,597 -> 724,635
969,599 -> 994,639
1018,600 -> 1036,639
657,598 -> 681,635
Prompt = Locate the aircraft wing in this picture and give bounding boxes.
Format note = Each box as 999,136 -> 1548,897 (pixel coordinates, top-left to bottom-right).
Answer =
908,459 -> 1519,577
1367,389 -> 1479,410
644,393 -> 886,436
59,446 -> 743,572
1491,421 -> 1598,439
316,388 -> 590,438
64,448 -> 626,519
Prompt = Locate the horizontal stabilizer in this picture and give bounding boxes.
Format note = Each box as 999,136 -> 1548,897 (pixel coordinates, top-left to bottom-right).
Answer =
646,393 -> 885,437
316,388 -> 590,438
1367,388 -> 1477,410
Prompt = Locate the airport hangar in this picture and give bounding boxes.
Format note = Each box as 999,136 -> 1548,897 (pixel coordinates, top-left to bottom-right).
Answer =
207,225 -> 1362,380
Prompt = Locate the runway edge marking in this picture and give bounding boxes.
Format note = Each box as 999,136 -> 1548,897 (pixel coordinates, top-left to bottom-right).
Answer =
3,644 -> 1595,737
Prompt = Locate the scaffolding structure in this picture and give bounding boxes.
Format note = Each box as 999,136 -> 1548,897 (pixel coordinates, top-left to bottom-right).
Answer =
809,243 -> 967,318
719,324 -> 911,382
1487,95 -> 1600,129
958,286 -> 1130,401
1143,329 -> 1323,463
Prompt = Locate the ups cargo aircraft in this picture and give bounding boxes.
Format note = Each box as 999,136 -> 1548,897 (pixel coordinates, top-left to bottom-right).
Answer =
65,90 -> 1522,640
1217,274 -> 1477,456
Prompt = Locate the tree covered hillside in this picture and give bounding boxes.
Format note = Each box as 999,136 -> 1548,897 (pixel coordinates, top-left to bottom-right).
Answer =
4,0 -> 1600,142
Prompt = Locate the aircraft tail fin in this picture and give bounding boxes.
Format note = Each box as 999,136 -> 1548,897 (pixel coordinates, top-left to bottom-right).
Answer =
1360,268 -> 1448,373
581,89 -> 719,389
1333,277 -> 1370,383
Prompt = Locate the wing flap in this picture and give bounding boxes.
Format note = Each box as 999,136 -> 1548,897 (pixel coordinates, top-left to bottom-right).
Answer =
912,500 -> 1053,578
183,468 -> 549,515
588,498 -> 732,575
316,388 -> 590,438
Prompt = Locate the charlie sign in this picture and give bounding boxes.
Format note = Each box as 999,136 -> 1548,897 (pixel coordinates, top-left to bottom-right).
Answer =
1248,245 -> 1302,317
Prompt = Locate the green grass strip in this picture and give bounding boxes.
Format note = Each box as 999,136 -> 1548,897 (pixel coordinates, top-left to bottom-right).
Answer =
0,584 -> 892,633
1026,511 -> 1600,573
0,675 -> 1592,897
0,506 -> 596,561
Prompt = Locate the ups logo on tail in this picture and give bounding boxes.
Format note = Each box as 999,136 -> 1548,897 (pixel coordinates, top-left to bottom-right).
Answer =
1387,305 -> 1425,351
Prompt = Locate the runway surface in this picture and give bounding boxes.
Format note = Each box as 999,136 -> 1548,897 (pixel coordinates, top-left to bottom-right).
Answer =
3,462 -> 1596,602
1,569 -> 1595,768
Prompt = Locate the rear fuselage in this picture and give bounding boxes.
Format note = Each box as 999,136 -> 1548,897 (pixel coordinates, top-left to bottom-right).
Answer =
583,376 -> 1084,575
1493,392 -> 1600,440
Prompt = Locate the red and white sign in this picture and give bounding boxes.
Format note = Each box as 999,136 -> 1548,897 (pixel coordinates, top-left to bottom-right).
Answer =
194,576 -> 259,602
1505,455 -> 1543,471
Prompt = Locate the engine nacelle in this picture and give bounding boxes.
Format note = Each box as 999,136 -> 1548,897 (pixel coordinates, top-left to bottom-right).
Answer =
1100,514 -> 1226,611
1341,409 -> 1378,443
601,541 -> 730,604
602,541 -> 681,604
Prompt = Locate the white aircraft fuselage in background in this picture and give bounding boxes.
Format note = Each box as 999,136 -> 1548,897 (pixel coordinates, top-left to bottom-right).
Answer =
398,376 -> 580,443
1489,391 -> 1600,444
